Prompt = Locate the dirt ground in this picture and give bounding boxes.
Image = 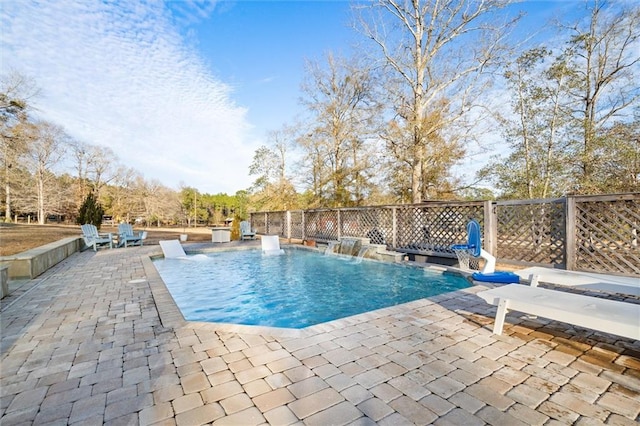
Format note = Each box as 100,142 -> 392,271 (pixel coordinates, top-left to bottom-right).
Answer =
0,223 -> 216,256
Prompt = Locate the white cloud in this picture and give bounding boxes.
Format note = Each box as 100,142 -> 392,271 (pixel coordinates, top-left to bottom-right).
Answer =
1,0 -> 255,194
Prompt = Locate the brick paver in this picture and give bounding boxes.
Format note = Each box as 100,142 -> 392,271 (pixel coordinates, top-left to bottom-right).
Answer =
1,244 -> 639,425
252,387 -> 296,412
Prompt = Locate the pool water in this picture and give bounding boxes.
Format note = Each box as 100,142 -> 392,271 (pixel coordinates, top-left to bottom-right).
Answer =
153,249 -> 470,329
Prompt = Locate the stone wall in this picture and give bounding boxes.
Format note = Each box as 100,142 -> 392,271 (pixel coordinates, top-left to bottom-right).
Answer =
0,237 -> 82,281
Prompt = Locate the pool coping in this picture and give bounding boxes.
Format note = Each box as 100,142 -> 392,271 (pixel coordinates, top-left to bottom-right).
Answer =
143,245 -> 485,339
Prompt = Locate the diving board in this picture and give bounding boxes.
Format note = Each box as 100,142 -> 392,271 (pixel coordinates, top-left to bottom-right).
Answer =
477,284 -> 640,340
515,267 -> 640,297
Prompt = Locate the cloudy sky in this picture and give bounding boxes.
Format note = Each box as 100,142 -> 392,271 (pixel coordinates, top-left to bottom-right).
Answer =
1,0 -> 354,194
1,0 -> 586,194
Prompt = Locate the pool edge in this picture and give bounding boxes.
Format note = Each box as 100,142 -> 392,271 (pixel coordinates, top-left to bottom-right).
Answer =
143,246 -> 484,338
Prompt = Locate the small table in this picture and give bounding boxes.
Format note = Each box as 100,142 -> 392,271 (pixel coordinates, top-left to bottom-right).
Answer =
211,227 -> 231,243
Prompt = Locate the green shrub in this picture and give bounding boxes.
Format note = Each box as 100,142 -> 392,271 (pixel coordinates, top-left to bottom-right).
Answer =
77,192 -> 104,228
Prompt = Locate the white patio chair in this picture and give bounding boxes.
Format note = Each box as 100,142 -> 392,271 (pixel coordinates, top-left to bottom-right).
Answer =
81,224 -> 113,251
240,221 -> 256,240
118,223 -> 145,248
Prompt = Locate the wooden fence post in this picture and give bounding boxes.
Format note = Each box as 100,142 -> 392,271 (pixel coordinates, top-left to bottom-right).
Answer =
288,211 -> 292,241
392,207 -> 397,248
484,200 -> 497,255
301,211 -> 306,241
565,196 -> 576,271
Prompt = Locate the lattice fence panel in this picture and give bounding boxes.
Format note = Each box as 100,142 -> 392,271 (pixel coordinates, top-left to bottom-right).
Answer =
289,211 -> 304,240
250,213 -> 266,235
265,211 -> 286,237
304,210 -> 339,241
252,195 -> 639,276
395,204 -> 483,255
496,200 -> 565,265
340,208 -> 393,244
575,196 -> 640,275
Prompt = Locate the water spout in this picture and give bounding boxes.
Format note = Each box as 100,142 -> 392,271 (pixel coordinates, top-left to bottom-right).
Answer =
353,246 -> 371,264
338,238 -> 360,256
325,241 -> 339,255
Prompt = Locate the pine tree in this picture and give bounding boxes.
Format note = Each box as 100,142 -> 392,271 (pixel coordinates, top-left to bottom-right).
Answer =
77,192 -> 104,228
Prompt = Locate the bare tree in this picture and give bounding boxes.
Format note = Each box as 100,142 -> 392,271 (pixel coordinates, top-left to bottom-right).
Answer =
21,120 -> 69,224
47,173 -> 77,221
69,140 -> 92,206
561,0 -> 640,192
480,48 -> 575,199
357,0 -> 517,202
249,127 -> 298,211
69,141 -> 121,201
134,177 -> 178,226
1,71 -> 39,221
297,53 -> 380,207
592,113 -> 640,192
483,0 -> 639,197
102,166 -> 141,222
86,145 -> 120,199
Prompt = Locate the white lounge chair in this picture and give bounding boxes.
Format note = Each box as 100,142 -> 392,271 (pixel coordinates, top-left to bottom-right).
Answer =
159,240 -> 187,258
118,223 -> 145,248
477,284 -> 640,340
81,224 -> 113,251
515,266 -> 640,297
262,235 -> 284,256
240,221 -> 256,240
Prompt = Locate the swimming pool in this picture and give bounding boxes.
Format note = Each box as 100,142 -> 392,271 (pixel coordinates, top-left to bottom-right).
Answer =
152,249 -> 470,329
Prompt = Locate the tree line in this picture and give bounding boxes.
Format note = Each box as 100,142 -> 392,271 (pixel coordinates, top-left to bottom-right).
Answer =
250,0 -> 638,210
2,0 -> 638,225
0,72 -> 248,226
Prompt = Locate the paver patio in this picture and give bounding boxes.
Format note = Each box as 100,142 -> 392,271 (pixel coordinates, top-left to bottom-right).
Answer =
1,244 -> 639,425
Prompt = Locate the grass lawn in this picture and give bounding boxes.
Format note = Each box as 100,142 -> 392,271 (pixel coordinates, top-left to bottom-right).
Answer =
0,223 -> 216,256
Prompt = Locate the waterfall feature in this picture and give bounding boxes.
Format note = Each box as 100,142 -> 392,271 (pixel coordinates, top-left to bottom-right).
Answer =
325,241 -> 340,255
353,246 -> 371,264
337,238 -> 360,256
321,237 -> 386,262
318,236 -> 403,263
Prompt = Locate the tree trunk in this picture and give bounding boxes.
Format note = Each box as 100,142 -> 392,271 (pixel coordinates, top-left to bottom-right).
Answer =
38,174 -> 45,224
411,157 -> 422,204
4,162 -> 10,222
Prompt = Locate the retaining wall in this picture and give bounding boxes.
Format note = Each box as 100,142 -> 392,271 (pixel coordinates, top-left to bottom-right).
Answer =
0,237 -> 82,281
0,265 -> 8,298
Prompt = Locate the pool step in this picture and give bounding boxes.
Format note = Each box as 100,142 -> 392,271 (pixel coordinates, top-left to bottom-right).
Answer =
371,246 -> 405,263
